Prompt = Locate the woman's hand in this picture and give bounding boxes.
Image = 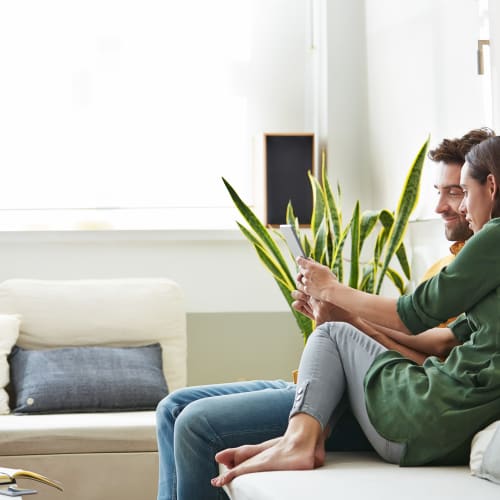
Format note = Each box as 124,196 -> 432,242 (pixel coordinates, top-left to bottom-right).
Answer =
296,257 -> 338,302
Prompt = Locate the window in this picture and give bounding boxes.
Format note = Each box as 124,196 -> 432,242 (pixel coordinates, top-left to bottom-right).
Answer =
0,0 -> 316,229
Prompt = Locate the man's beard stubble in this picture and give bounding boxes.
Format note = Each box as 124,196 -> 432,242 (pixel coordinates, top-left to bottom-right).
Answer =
445,218 -> 473,242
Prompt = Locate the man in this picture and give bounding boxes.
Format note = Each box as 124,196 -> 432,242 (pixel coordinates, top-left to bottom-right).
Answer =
422,128 -> 494,279
156,128 -> 495,500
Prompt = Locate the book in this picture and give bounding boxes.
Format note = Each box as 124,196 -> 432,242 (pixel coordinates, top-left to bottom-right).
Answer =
0,468 -> 63,491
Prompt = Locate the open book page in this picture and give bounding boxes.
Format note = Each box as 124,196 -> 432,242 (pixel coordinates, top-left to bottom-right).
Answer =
0,468 -> 63,491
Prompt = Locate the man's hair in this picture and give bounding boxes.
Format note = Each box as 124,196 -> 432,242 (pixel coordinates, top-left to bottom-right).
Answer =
428,127 -> 496,165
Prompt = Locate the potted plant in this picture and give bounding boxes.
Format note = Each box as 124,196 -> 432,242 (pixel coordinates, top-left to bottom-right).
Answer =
223,138 -> 429,343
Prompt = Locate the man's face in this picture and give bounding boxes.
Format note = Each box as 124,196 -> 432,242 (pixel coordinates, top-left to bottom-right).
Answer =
434,161 -> 473,241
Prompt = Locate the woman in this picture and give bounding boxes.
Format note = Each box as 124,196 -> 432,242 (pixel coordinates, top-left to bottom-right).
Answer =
212,135 -> 500,487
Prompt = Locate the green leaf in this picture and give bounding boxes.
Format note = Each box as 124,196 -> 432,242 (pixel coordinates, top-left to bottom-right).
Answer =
396,242 -> 411,280
237,223 -> 294,289
359,210 -> 380,253
359,264 -> 375,293
285,202 -> 296,226
332,221 -> 351,281
375,138 -> 429,293
378,209 -> 395,229
223,178 -> 295,285
349,201 -> 361,289
386,268 -> 406,295
275,279 -> 314,342
313,217 -> 329,265
322,162 -> 342,244
302,234 -> 312,257
309,172 -> 326,239
253,243 -> 294,290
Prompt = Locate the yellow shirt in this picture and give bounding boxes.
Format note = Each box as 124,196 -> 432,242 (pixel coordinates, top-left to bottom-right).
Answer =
419,241 -> 465,327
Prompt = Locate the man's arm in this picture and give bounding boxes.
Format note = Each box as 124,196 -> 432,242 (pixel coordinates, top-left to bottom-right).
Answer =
348,317 -> 427,365
363,321 -> 460,359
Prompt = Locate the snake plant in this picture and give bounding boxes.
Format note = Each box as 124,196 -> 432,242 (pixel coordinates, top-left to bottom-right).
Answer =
223,138 -> 429,342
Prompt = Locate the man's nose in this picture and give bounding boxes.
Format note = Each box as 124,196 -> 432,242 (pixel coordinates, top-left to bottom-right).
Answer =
435,194 -> 449,214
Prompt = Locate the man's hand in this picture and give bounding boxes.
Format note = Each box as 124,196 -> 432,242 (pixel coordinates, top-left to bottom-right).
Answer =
291,289 -> 314,320
292,289 -> 356,326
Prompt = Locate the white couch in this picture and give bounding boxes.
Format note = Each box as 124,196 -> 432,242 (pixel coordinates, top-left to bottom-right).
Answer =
0,278 -> 186,500
222,451 -> 500,500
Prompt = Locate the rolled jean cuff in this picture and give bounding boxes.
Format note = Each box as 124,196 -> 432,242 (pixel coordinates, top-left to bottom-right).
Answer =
289,381 -> 329,429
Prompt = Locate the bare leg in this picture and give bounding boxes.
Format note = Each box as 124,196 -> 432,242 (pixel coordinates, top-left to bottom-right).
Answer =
211,413 -> 322,487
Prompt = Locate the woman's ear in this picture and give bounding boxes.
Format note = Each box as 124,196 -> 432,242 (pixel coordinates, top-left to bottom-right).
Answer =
487,173 -> 498,200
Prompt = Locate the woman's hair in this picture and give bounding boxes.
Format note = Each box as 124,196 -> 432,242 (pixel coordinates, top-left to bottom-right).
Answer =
465,135 -> 500,218
428,127 -> 496,165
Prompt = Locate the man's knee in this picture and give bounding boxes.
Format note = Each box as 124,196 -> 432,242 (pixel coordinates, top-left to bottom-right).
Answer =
156,387 -> 199,424
174,398 -> 217,449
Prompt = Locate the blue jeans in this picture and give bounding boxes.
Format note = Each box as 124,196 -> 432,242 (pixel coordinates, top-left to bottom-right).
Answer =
156,378 -> 373,500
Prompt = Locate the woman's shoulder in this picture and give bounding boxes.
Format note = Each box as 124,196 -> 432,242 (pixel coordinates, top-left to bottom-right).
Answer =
465,218 -> 500,247
444,218 -> 500,272
483,217 -> 500,230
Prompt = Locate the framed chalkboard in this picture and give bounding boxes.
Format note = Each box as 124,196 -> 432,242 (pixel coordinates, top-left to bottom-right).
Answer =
265,133 -> 314,226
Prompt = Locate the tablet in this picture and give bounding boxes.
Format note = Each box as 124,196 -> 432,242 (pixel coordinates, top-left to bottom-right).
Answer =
280,224 -> 306,258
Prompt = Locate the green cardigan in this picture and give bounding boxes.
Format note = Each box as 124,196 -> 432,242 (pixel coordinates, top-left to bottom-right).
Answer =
364,217 -> 500,466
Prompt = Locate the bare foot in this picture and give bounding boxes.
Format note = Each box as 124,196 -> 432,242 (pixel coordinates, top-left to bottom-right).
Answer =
314,436 -> 326,468
211,414 -> 322,487
216,434 -> 325,470
314,425 -> 330,468
215,438 -> 281,469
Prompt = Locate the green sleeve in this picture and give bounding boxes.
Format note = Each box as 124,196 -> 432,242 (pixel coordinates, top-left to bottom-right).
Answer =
397,219 -> 500,334
447,313 -> 473,342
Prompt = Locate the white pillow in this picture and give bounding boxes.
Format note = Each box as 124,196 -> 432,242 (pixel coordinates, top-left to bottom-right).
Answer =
470,420 -> 500,485
0,314 -> 21,414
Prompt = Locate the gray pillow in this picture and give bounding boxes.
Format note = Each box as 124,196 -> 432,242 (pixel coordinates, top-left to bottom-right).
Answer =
9,343 -> 168,414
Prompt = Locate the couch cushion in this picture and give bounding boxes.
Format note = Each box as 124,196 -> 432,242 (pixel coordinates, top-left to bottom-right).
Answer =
222,452 -> 500,500
9,343 -> 168,414
470,420 -> 500,484
0,278 -> 186,391
0,411 -> 158,456
0,314 -> 20,414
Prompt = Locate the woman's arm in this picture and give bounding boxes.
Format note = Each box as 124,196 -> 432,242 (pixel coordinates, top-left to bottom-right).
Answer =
297,257 -> 408,332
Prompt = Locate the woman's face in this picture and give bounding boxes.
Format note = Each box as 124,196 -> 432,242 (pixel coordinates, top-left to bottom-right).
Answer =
459,162 -> 496,233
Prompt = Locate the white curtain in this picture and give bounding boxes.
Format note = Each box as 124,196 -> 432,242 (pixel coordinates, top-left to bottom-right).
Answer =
0,0 -> 312,213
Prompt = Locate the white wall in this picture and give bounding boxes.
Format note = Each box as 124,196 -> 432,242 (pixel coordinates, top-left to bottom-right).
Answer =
490,0 -> 500,130
0,230 -> 287,313
364,0 -> 488,217
325,0 -> 372,214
